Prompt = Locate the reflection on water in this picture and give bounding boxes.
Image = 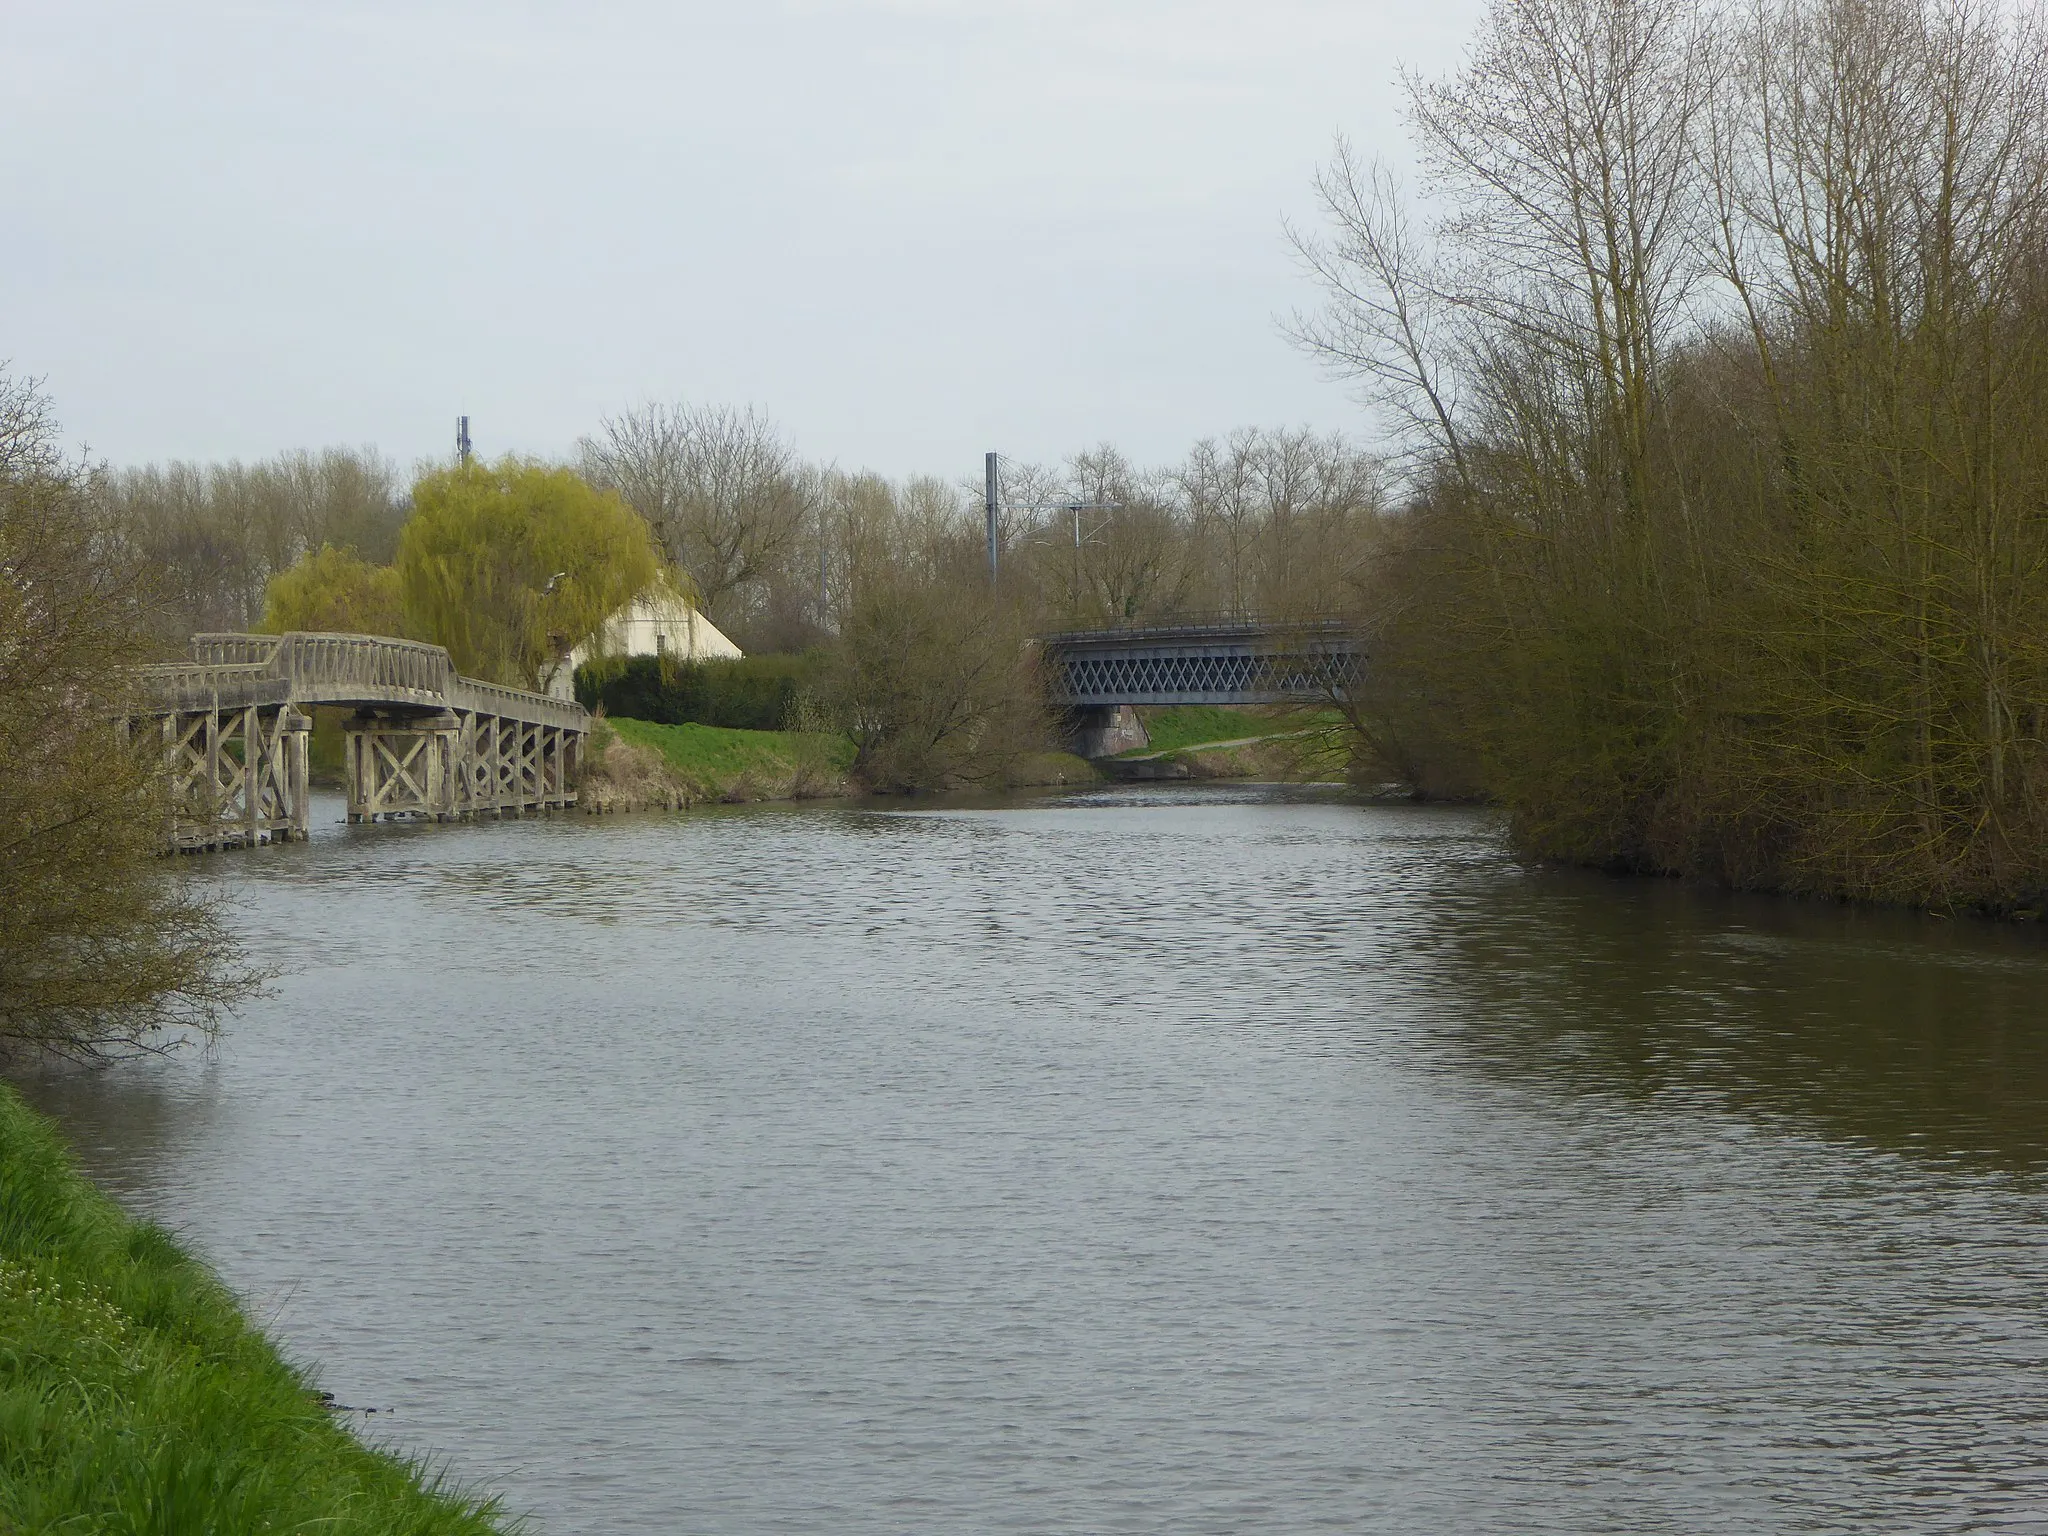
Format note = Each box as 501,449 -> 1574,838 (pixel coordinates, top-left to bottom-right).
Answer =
13,786 -> 2048,1535
1424,865 -> 2048,1168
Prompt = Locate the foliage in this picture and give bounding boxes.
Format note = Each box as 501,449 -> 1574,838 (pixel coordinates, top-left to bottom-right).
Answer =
257,542 -> 404,636
821,569 -> 1050,793
95,447 -> 405,648
0,1084 -> 508,1533
576,652 -> 819,732
396,459 -> 661,689
1301,0 -> 2048,909
0,373 -> 254,1059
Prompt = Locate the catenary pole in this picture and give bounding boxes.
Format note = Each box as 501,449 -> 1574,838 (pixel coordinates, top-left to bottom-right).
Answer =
985,452 -> 1000,583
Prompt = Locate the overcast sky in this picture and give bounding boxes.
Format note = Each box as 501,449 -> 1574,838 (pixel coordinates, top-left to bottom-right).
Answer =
5,1 -> 1488,479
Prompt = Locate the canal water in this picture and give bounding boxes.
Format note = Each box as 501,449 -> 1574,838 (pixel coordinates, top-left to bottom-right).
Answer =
15,785 -> 2048,1534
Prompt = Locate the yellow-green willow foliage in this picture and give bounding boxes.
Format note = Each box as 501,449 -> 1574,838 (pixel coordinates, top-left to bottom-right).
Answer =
1303,0 -> 2048,910
396,461 -> 662,688
257,543 -> 404,637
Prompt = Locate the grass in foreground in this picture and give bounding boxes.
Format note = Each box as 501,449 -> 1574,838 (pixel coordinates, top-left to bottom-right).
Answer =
0,1083 -> 508,1536
608,716 -> 855,796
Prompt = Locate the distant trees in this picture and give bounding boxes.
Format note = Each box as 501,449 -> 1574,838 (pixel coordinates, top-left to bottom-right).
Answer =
579,404 -> 812,640
1177,429 -> 1384,620
0,373 -> 251,1058
1299,0 -> 2048,908
72,397 -> 1389,795
396,461 -> 662,689
96,447 -> 406,647
813,482 -> 1047,791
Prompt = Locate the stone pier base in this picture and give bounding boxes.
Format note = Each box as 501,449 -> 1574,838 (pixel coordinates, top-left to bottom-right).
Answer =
1069,704 -> 1149,760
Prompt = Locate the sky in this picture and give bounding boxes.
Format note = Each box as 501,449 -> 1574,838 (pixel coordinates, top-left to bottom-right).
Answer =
4,1 -> 1489,479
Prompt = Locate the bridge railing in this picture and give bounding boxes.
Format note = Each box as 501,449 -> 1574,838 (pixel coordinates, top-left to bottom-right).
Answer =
1038,614 -> 1357,647
277,633 -> 455,695
168,632 -> 586,729
189,632 -> 459,696
449,676 -> 590,731
188,635 -> 289,668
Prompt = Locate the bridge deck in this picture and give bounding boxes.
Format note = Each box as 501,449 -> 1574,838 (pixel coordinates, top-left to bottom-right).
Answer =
139,632 -> 588,731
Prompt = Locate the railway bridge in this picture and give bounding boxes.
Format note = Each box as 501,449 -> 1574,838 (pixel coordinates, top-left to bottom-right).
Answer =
1039,617 -> 1364,757
132,632 -> 589,852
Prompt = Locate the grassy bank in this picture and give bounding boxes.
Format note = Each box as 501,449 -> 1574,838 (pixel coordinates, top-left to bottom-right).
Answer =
1123,706 -> 1279,757
584,717 -> 1102,808
583,716 -> 855,809
0,1083 -> 506,1535
1113,707 -> 1350,780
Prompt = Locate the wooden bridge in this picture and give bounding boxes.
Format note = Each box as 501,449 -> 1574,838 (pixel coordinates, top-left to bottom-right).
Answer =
132,632 -> 590,851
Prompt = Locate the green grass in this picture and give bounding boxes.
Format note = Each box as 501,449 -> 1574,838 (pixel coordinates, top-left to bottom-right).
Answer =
0,1083 -> 509,1535
1123,706 -> 1342,757
609,716 -> 855,791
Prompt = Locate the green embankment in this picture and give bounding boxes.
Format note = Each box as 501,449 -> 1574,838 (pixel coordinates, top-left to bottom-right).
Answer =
609,716 -> 854,795
602,718 -> 1098,800
0,1084 -> 505,1535
1122,706 -> 1344,758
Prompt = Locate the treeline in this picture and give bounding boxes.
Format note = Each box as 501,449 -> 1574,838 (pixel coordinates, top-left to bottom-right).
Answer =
573,413 -> 1383,786
576,406 -> 1384,650
90,413 -> 1384,663
95,448 -> 406,648
85,410 -> 1383,789
1299,0 -> 2048,909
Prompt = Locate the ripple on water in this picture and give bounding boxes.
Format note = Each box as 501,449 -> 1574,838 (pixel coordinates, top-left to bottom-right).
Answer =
13,785 -> 2048,1535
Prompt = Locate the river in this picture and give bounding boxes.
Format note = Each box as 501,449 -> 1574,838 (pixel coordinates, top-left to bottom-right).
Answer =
14,785 -> 2048,1533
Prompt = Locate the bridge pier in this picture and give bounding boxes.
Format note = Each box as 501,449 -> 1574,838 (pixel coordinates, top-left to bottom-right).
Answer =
345,708 -> 582,823
346,710 -> 457,823
141,701 -> 311,852
1068,704 -> 1149,760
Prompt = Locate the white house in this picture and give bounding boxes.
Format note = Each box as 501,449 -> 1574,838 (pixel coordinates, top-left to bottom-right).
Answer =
542,578 -> 742,701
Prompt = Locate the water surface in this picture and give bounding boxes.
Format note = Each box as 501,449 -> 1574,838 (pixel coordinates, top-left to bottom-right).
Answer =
16,786 -> 2048,1533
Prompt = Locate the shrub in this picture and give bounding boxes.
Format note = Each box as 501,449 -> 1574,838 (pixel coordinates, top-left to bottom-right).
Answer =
575,653 -> 821,732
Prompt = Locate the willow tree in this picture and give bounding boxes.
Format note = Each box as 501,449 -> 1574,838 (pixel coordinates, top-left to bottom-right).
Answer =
258,543 -> 404,636
396,460 -> 662,689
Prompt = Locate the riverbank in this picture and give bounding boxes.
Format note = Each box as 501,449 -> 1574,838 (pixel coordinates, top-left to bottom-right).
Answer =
1105,706 -> 1352,783
580,716 -> 1100,809
0,1083 -> 506,1534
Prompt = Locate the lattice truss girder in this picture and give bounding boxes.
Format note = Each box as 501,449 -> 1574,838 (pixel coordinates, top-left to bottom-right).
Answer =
1057,648 -> 1360,706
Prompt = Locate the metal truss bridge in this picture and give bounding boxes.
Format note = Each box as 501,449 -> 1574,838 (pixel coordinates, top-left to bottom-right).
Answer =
132,632 -> 589,851
1039,617 -> 1363,708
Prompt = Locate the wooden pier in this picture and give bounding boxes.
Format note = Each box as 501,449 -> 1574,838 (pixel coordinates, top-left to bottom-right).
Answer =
132,632 -> 590,851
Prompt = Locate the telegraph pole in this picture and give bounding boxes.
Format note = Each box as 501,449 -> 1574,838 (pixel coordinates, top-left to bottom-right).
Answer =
984,452 -> 1001,583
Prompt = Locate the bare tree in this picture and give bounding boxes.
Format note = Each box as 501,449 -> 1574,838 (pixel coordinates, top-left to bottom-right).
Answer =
581,403 -> 811,629
1288,146 -> 1472,484
1,373 -> 255,1057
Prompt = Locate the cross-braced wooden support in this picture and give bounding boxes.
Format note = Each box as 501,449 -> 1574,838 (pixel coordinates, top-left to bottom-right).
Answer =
136,703 -> 312,852
345,709 -> 579,823
134,632 -> 588,850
